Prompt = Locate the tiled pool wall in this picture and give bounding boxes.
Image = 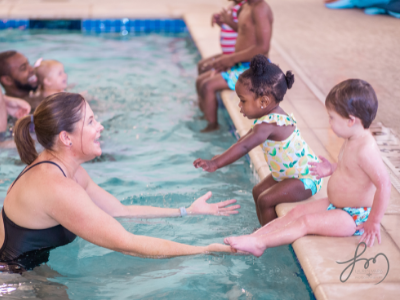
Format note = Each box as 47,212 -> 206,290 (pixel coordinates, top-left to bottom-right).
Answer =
0,19 -> 187,33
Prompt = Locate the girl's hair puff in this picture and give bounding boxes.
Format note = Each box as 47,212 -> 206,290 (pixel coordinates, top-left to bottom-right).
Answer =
238,54 -> 294,102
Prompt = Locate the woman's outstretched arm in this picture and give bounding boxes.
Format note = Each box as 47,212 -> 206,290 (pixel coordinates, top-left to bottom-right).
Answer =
75,166 -> 240,218
47,178 -> 235,258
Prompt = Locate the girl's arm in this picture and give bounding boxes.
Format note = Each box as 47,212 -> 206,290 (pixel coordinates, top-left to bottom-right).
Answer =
193,123 -> 271,172
356,146 -> 391,247
219,7 -> 238,31
75,166 -> 240,218
47,180 -> 235,258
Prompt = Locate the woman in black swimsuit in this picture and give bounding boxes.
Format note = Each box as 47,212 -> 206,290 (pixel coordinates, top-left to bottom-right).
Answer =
0,92 -> 239,272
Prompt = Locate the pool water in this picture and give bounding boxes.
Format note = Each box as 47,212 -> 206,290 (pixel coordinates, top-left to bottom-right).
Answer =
0,30 -> 313,299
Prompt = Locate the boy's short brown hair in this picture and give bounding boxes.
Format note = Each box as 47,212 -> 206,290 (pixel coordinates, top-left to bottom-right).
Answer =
325,79 -> 378,129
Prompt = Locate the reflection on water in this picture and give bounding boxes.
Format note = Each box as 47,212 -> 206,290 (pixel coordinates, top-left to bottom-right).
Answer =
0,30 -> 313,299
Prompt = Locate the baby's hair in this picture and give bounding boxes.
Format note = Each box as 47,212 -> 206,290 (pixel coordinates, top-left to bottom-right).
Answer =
325,79 -> 378,129
238,54 -> 294,102
36,59 -> 62,90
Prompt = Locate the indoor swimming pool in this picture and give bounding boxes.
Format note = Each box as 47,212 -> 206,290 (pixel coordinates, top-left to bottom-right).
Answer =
0,29 -> 313,299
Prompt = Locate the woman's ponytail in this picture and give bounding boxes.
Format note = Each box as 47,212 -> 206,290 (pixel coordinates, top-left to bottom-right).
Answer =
14,114 -> 38,165
13,93 -> 85,165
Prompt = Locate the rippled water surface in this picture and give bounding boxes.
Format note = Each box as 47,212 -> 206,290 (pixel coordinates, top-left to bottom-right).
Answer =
0,30 -> 312,299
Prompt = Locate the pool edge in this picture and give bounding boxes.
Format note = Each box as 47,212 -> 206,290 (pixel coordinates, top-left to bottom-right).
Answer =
184,11 -> 400,300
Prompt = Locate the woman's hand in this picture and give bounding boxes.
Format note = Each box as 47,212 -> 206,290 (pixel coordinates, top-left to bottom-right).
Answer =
4,96 -> 31,119
308,156 -> 333,179
357,220 -> 381,247
193,158 -> 218,172
187,191 -> 240,216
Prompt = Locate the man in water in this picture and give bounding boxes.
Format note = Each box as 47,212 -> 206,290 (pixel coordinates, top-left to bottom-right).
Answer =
0,51 -> 42,110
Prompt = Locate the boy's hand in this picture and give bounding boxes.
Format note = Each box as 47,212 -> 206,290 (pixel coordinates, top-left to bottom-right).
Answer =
357,220 -> 381,247
211,13 -> 222,27
211,55 -> 234,72
308,156 -> 333,179
193,158 -> 218,172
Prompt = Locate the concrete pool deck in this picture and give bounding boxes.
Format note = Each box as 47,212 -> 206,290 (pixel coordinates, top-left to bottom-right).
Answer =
1,0 -> 399,298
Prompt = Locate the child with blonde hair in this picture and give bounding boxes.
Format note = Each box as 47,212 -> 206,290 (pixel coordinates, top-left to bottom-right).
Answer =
34,59 -> 68,98
224,78 -> 391,256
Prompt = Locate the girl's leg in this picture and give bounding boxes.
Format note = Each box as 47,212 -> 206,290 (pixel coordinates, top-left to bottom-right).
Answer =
225,209 -> 356,257
252,174 -> 277,224
256,178 -> 312,225
252,197 -> 330,236
196,70 -> 215,112
200,74 -> 229,132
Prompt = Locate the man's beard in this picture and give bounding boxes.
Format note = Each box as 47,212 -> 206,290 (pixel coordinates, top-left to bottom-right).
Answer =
14,78 -> 38,92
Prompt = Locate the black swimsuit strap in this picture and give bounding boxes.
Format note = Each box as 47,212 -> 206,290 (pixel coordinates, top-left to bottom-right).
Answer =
9,161 -> 66,192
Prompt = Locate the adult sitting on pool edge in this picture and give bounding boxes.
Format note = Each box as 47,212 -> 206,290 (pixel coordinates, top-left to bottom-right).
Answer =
0,92 -> 239,272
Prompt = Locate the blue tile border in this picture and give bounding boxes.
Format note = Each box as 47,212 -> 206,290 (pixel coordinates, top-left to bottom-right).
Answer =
0,19 -> 187,33
0,19 -> 29,30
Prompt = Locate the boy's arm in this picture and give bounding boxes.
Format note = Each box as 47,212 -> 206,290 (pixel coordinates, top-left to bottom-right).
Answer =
193,124 -> 271,172
227,3 -> 272,66
357,146 -> 391,247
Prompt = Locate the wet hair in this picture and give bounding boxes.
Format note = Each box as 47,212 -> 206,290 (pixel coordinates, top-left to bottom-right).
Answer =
0,50 -> 17,77
238,54 -> 294,102
14,92 -> 86,165
325,79 -> 378,129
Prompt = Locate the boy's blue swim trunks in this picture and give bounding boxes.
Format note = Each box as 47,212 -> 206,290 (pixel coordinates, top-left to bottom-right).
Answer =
221,58 -> 271,90
327,204 -> 371,236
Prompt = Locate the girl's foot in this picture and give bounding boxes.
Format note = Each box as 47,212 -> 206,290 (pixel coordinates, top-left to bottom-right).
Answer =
201,123 -> 219,133
224,235 -> 265,257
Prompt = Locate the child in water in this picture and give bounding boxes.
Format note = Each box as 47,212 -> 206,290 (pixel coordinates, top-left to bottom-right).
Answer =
34,59 -> 68,98
194,55 -> 323,226
224,78 -> 391,256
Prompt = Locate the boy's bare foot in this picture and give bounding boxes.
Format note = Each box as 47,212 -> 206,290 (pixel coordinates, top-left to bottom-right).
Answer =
224,235 -> 265,257
201,123 -> 219,133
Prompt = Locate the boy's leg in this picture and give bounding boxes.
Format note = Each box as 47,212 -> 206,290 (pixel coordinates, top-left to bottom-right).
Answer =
200,74 -> 229,132
252,174 -> 277,224
256,178 -> 313,225
225,209 -> 356,257
252,197 -> 330,236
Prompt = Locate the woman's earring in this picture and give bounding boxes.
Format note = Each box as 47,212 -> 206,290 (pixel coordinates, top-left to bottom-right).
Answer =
261,106 -> 264,109
70,142 -> 72,146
